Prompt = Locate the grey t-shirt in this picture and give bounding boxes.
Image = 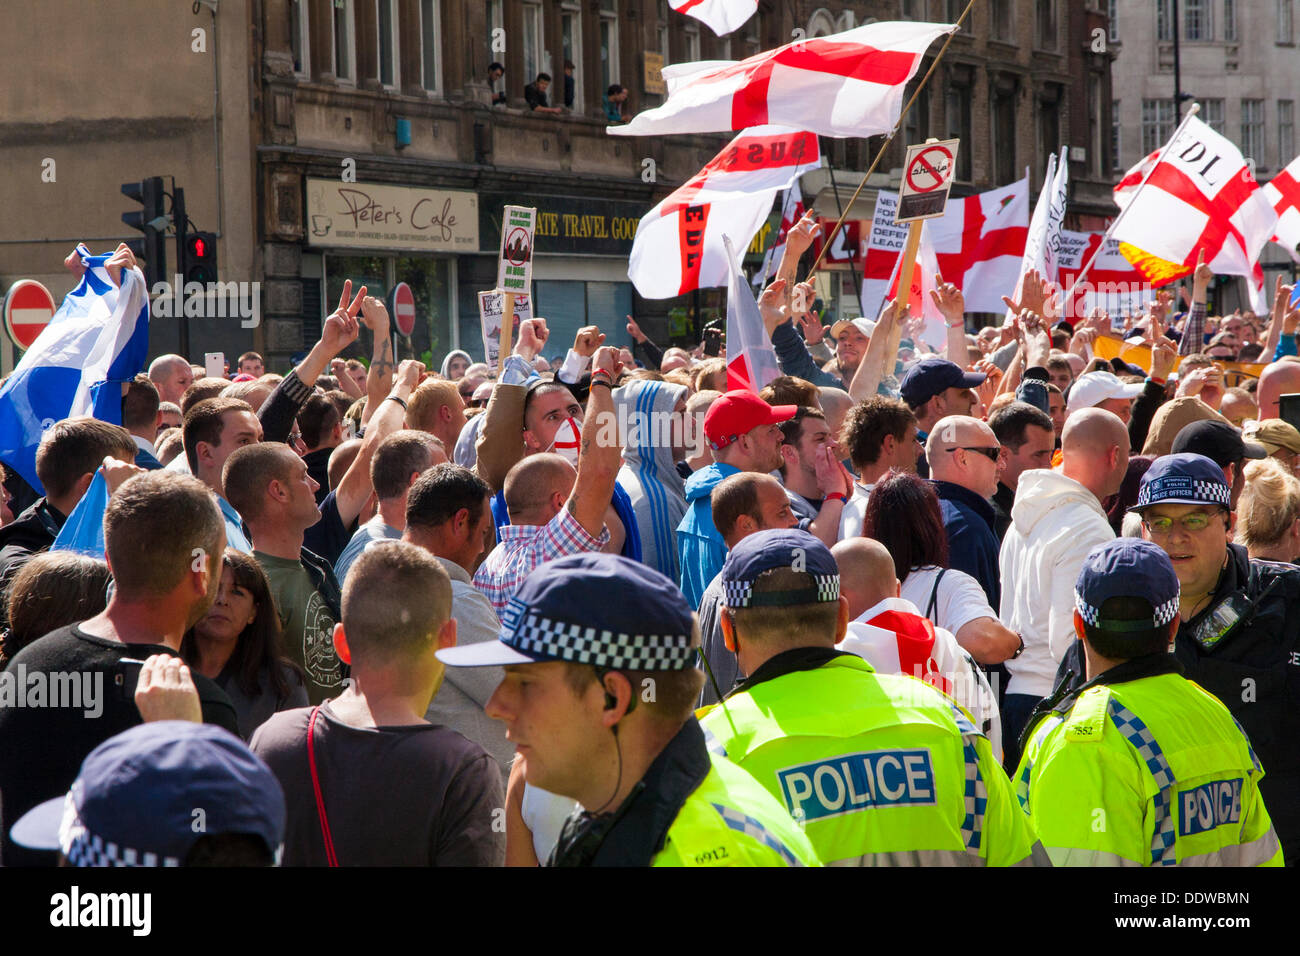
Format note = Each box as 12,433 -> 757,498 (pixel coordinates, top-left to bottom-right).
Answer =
251,702 -> 505,866
697,571 -> 743,707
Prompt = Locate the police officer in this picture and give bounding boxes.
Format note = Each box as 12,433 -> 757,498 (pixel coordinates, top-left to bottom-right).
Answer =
700,528 -> 1047,866
1016,538 -> 1281,866
436,552 -> 819,867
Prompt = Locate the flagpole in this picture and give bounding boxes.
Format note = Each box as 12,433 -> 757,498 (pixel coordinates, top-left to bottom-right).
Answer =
804,0 -> 978,282
825,158 -> 865,313
1061,102 -> 1201,303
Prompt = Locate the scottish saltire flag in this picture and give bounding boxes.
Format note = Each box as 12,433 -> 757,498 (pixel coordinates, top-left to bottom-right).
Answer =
0,246 -> 151,493
722,234 -> 780,394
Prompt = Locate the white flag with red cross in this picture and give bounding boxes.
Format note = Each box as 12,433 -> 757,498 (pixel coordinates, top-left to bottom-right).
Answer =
628,125 -> 819,299
609,20 -> 956,139
927,178 -> 1031,314
1113,114 -> 1277,312
668,0 -> 757,37
1265,155 -> 1300,263
723,235 -> 781,394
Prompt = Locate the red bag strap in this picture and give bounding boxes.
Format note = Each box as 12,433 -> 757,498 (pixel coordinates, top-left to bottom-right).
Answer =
307,705 -> 339,867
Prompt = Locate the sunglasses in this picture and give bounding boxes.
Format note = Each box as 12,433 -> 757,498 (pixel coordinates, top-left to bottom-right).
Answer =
1142,510 -> 1226,534
949,446 -> 1002,462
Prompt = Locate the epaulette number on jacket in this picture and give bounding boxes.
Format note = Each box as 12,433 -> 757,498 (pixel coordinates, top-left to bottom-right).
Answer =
1064,685 -> 1112,743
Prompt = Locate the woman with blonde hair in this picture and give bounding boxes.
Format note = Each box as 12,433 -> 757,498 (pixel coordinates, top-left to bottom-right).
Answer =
1237,457 -> 1300,563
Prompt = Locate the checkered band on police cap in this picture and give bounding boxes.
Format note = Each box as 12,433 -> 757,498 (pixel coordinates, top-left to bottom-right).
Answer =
1075,589 -> 1180,630
58,788 -> 180,868
1134,453 -> 1231,511
500,596 -> 696,671
722,573 -> 840,608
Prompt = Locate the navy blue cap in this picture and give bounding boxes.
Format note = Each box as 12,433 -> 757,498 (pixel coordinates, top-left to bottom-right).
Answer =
900,358 -> 986,409
436,553 -> 696,670
1132,452 -> 1230,511
11,722 -> 285,866
1171,419 -> 1266,468
1015,379 -> 1051,416
1075,539 -> 1180,630
721,529 -> 840,608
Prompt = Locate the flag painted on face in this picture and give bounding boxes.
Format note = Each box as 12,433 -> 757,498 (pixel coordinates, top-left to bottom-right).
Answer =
1113,114 -> 1277,313
1264,154 -> 1300,263
628,125 -> 820,298
723,235 -> 780,394
0,247 -> 150,493
609,20 -> 956,139
668,0 -> 758,37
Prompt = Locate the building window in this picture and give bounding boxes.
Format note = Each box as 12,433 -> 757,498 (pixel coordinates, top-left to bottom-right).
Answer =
905,81 -> 930,145
419,0 -> 440,94
901,0 -> 926,19
1282,101 -> 1296,165
1241,99 -> 1264,165
658,0 -> 670,62
332,0 -> 356,83
600,1 -> 619,90
1107,0 -> 1118,41
992,0 -> 1014,40
290,0 -> 310,76
1224,0 -> 1237,41
1111,99 -> 1121,171
684,21 -> 700,62
947,0 -> 966,29
1199,98 -> 1224,133
1141,99 -> 1176,154
562,4 -> 583,111
1035,84 -> 1058,181
1089,75 -> 1104,176
1184,0 -> 1211,40
1037,0 -> 1057,48
1156,0 -> 1173,41
744,9 -> 761,56
377,0 -> 398,88
1281,0 -> 1295,43
946,68 -> 973,180
522,2 -> 544,85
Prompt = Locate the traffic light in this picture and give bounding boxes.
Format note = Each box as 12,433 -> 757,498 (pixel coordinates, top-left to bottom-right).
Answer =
183,232 -> 218,285
121,176 -> 167,288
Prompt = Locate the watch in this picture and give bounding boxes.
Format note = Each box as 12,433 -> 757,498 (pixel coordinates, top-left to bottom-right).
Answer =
1010,633 -> 1025,660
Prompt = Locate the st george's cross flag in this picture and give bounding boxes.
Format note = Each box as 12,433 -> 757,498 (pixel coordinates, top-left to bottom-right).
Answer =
1113,114 -> 1277,313
1264,154 -> 1300,262
609,20 -> 956,139
628,125 -> 819,298
0,246 -> 150,493
668,0 -> 757,37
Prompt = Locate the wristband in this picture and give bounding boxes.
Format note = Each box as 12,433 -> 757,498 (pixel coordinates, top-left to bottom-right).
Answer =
1010,633 -> 1025,660
590,369 -> 613,383
588,378 -> 612,390
385,394 -> 408,411
823,492 -> 847,504
1146,376 -> 1166,387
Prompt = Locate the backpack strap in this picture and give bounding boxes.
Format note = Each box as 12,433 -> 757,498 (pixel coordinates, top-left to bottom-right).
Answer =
926,568 -> 949,622
307,705 -> 339,867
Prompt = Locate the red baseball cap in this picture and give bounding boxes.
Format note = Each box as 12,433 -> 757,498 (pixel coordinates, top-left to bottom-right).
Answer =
704,390 -> 797,451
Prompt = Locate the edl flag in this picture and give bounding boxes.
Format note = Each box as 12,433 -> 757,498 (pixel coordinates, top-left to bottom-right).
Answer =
628,125 -> 819,298
1007,147 -> 1069,320
0,246 -> 150,493
1113,113 -> 1277,311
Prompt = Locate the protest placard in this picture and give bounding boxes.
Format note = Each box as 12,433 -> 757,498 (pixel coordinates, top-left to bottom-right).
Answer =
478,290 -> 531,372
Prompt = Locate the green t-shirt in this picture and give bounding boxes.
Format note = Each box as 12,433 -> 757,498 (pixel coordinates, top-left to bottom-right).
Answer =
255,551 -> 342,705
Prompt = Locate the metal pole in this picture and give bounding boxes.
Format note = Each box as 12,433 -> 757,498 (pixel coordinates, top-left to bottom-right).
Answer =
1173,0 -> 1183,118
825,160 -> 864,316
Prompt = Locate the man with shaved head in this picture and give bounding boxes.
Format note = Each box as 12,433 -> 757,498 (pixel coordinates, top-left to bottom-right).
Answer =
473,350 -> 623,613
1257,357 -> 1300,421
927,416 -> 1005,608
148,353 -> 195,405
833,537 -> 1003,759
998,407 -> 1128,771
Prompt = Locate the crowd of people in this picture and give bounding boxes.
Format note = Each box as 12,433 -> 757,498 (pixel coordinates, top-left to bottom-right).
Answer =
0,223 -> 1296,868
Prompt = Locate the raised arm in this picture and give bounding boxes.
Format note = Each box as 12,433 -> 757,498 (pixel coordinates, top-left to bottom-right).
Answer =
359,295 -> 395,426
334,359 -> 424,527
566,346 -> 623,538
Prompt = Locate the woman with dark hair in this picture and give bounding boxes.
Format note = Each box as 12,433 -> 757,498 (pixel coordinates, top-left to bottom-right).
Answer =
862,472 -> 1020,665
1,552 -> 111,666
182,549 -> 307,739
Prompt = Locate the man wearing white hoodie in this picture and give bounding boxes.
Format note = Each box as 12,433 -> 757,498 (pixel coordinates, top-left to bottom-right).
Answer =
998,408 -> 1129,772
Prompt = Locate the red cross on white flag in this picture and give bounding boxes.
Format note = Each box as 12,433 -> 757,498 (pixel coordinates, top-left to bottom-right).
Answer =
1112,114 -> 1277,311
1265,155 -> 1300,263
668,0 -> 758,37
609,20 -> 956,139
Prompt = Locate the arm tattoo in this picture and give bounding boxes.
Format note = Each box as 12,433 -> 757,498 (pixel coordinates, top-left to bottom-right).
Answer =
371,340 -> 395,375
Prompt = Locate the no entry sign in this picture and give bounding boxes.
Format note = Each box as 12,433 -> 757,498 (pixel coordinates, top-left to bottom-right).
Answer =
897,139 -> 960,222
3,279 -> 56,350
389,281 -> 416,337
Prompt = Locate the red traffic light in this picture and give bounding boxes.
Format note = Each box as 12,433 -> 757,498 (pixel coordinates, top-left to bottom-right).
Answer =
193,237 -> 205,258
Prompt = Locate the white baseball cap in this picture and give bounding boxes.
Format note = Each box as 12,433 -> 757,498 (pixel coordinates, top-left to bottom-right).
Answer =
1066,370 -> 1146,414
829,317 -> 877,340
